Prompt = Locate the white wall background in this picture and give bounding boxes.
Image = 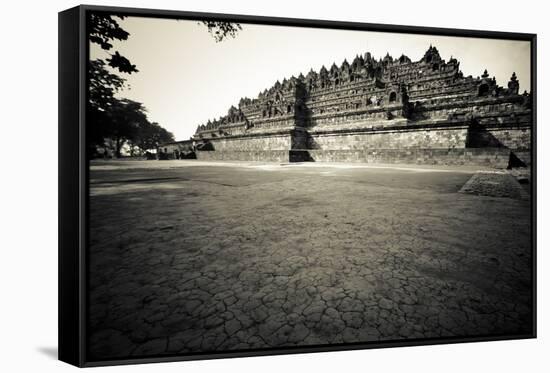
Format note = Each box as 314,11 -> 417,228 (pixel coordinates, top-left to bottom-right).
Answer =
0,0 -> 547,371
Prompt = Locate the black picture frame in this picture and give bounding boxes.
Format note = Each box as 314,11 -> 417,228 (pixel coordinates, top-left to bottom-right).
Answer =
59,4 -> 537,367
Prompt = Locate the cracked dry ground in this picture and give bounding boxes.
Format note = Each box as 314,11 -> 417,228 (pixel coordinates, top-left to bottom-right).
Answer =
88,162 -> 532,360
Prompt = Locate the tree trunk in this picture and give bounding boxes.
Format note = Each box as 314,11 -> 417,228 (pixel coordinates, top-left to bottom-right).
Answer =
115,137 -> 122,158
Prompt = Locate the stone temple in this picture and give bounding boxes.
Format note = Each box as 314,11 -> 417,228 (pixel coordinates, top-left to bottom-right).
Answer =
187,46 -> 531,168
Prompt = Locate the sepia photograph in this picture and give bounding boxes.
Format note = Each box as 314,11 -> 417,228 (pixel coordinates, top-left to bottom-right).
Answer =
83,10 -> 534,362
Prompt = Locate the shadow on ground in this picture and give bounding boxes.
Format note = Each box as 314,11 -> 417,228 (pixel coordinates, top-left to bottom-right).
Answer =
37,347 -> 58,360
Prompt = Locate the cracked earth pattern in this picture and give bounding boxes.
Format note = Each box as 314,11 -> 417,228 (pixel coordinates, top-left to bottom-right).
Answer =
88,161 -> 532,360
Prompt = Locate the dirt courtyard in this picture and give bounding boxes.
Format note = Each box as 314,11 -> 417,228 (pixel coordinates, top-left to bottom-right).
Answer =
87,160 -> 532,360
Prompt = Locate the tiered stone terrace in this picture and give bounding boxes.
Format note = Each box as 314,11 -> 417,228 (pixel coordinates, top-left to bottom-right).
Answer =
190,46 -> 531,167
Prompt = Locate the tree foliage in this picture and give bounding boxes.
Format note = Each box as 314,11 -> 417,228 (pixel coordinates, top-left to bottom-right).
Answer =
106,99 -> 146,157
134,121 -> 175,154
88,59 -> 125,108
89,13 -> 130,50
200,21 -> 242,42
102,99 -> 175,157
87,15 -> 242,158
88,13 -> 171,158
88,60 -> 125,150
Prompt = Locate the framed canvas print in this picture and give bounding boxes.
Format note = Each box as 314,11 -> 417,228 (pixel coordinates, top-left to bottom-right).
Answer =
58,4 -> 536,367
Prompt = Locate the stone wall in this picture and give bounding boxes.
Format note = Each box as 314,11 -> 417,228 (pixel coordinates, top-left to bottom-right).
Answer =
308,126 -> 468,151
194,122 -> 525,168
196,150 -> 290,162
487,128 -> 531,151
301,148 -> 510,168
196,133 -> 293,162
207,133 -> 292,152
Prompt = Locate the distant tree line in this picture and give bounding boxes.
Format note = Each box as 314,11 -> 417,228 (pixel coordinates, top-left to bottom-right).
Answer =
88,13 -> 241,158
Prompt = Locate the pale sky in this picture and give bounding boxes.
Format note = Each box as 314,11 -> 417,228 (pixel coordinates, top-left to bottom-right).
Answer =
90,16 -> 531,140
